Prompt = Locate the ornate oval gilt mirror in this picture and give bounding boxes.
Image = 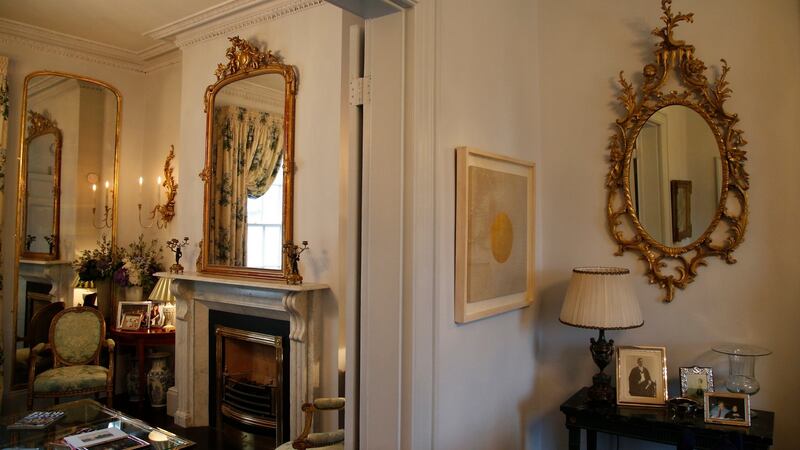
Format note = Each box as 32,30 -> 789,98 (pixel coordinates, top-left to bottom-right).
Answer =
13,71 -> 122,388
201,36 -> 297,280
606,0 -> 749,302
21,111 -> 62,260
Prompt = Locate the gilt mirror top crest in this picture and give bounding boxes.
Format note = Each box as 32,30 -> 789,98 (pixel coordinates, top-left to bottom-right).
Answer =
606,0 -> 749,302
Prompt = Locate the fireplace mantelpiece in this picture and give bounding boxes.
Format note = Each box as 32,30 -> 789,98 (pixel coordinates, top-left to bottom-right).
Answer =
154,271 -> 328,437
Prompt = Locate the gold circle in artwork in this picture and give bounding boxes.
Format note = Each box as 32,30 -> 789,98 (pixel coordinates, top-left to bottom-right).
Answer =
490,212 -> 513,263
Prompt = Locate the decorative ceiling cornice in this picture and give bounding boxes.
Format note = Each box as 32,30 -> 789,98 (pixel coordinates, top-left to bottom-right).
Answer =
0,0 -> 326,73
164,0 -> 326,49
0,18 -> 147,73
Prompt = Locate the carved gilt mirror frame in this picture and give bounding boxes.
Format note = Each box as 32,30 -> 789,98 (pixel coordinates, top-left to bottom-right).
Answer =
200,36 -> 298,280
606,0 -> 749,302
20,111 -> 63,260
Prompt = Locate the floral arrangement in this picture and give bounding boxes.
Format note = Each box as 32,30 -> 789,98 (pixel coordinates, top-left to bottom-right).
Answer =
73,235 -> 119,282
113,235 -> 164,294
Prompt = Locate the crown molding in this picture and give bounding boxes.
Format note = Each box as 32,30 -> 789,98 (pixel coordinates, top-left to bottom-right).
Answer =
0,18 -> 146,73
144,0 -> 272,41
164,0 -> 325,49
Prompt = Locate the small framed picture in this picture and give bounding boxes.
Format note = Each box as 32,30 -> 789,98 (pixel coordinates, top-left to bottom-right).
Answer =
120,313 -> 143,331
616,346 -> 668,406
116,301 -> 152,330
680,366 -> 714,405
704,392 -> 751,427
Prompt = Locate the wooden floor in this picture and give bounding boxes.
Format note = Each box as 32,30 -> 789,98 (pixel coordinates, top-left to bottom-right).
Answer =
115,397 -> 277,450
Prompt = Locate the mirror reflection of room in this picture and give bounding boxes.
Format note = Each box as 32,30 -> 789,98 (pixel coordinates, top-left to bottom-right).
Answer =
209,73 -> 286,269
630,105 -> 721,247
14,73 -> 119,389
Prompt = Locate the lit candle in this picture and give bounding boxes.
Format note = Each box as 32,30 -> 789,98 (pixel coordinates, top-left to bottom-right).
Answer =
156,176 -> 162,205
105,181 -> 110,208
138,176 -> 143,195
92,183 -> 97,205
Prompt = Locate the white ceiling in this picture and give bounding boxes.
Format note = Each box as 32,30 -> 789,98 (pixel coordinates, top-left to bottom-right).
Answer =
0,0 -> 229,52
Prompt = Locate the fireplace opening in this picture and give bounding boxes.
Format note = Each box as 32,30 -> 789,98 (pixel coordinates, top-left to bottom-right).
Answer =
209,311 -> 290,442
217,327 -> 282,434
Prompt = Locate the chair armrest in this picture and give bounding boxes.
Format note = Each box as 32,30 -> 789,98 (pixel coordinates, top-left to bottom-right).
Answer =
313,397 -> 345,410
305,430 -> 344,448
104,339 -> 116,351
29,343 -> 51,385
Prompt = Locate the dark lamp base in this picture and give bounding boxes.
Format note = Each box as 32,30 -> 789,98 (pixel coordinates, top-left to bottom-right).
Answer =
587,329 -> 616,405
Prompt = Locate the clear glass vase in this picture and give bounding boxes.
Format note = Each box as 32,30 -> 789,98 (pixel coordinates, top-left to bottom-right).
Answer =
713,344 -> 771,395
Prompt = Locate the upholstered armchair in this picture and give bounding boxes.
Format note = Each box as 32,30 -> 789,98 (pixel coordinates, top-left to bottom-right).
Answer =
27,306 -> 115,409
276,397 -> 345,450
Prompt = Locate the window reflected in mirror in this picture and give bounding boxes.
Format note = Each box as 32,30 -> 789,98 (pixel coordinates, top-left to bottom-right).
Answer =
208,73 -> 286,269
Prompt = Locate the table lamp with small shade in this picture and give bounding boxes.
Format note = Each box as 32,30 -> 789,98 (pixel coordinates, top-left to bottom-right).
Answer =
559,267 -> 643,404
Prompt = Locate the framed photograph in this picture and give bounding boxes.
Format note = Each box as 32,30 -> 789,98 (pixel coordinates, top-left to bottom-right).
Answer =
704,392 -> 751,427
120,313 -> 143,331
116,301 -> 152,330
670,179 -> 692,242
455,147 -> 535,324
680,366 -> 714,405
616,346 -> 668,406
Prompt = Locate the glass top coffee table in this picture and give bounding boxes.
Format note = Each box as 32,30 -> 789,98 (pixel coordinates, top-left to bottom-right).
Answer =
0,399 -> 194,449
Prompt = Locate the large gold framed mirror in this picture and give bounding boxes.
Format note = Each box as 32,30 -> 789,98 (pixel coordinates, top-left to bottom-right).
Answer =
13,71 -> 121,388
200,36 -> 297,280
606,0 -> 749,302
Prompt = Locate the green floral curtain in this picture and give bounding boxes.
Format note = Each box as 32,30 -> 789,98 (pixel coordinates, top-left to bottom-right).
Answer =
209,105 -> 284,266
0,55 -> 9,395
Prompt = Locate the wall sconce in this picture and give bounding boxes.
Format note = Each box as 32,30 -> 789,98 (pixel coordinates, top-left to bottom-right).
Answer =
92,179 -> 113,229
139,145 -> 178,229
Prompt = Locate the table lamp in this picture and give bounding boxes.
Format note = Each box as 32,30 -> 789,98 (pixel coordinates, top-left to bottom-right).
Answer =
559,267 -> 643,403
149,277 -> 176,330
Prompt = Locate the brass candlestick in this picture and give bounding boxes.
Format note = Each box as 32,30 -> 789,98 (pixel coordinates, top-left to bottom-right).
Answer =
283,240 -> 309,285
167,237 -> 190,274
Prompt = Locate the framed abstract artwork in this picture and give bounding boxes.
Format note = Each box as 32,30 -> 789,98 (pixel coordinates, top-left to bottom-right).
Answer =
455,147 -> 535,323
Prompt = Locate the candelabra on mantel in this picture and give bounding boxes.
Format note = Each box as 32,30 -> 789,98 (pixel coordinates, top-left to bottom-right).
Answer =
92,180 -> 114,230
139,145 -> 178,229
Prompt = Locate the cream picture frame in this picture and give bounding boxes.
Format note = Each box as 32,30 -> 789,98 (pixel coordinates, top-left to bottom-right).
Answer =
455,147 -> 535,323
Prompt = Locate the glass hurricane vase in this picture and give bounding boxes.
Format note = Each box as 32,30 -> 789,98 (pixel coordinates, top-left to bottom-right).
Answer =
713,344 -> 772,395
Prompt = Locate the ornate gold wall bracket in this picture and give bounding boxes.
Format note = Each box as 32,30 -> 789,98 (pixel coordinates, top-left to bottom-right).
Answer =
139,145 -> 178,229
606,0 -> 749,302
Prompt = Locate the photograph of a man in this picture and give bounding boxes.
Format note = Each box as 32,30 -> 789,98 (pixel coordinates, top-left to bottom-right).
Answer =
628,357 -> 657,397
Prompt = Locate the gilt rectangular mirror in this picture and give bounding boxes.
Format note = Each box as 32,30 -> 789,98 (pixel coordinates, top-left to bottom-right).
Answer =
13,71 -> 121,389
201,37 -> 297,281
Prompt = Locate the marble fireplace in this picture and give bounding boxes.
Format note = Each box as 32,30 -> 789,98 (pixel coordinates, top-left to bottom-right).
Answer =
156,272 -> 328,437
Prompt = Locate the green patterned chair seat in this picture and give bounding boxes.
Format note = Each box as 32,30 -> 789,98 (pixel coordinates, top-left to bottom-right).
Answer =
33,365 -> 109,393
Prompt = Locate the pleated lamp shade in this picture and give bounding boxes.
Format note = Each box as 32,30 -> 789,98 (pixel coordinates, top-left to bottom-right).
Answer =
559,267 -> 643,330
149,277 -> 176,303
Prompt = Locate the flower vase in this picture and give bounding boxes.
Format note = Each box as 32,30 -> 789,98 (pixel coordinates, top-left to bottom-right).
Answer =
147,352 -> 173,407
125,286 -> 145,301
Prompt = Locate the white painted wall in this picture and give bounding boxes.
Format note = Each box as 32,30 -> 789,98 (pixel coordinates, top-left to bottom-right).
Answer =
532,1 -> 800,449
431,0 -> 540,448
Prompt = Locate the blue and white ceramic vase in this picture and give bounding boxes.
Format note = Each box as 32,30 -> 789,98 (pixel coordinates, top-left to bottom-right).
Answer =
147,352 -> 173,407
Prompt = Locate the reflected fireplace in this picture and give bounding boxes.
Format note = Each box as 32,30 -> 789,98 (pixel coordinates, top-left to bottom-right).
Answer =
209,311 -> 290,442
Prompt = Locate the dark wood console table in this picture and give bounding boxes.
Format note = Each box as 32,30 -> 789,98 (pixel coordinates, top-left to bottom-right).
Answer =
561,387 -> 774,450
109,327 -> 175,402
